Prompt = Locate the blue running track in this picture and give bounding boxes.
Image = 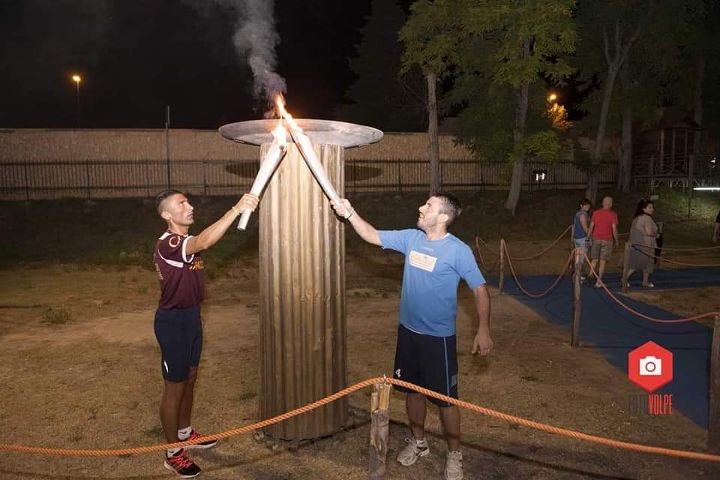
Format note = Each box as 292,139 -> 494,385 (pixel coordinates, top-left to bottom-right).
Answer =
488,267 -> 720,428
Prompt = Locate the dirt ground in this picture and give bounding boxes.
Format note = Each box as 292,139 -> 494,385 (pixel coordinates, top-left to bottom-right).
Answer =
1,239 -> 719,480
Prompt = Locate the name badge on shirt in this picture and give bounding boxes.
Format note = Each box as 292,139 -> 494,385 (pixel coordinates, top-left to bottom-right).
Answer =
409,250 -> 437,272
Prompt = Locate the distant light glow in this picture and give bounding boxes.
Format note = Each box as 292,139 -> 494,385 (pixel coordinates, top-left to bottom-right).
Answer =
533,169 -> 547,182
71,74 -> 81,84
693,187 -> 720,191
547,93 -> 557,102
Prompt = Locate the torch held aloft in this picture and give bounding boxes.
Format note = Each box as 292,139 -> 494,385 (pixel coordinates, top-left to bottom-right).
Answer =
237,139 -> 287,230
287,128 -> 341,205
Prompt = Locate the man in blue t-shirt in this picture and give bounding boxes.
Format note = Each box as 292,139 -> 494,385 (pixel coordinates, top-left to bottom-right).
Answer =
332,193 -> 492,480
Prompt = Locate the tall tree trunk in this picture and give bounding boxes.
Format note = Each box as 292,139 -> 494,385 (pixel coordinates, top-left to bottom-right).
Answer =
586,66 -> 618,203
619,104 -> 633,192
427,72 -> 440,193
690,52 -> 705,190
586,13 -> 652,202
504,81 -> 530,215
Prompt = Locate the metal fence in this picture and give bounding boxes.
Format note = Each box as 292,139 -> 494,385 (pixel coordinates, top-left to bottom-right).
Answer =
0,159 -> 616,200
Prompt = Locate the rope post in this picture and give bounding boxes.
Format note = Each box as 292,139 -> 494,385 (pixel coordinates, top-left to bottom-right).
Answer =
571,248 -> 582,347
368,381 -> 392,479
621,242 -> 631,293
475,237 -> 485,267
709,315 -> 720,452
498,239 -> 505,294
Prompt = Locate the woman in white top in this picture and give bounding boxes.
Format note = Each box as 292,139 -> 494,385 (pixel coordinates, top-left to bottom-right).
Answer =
624,199 -> 659,288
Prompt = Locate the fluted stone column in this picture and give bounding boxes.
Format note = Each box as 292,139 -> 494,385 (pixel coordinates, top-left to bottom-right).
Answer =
258,143 -> 347,440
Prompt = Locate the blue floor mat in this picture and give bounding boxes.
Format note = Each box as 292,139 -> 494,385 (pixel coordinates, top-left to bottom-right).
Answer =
487,267 -> 720,428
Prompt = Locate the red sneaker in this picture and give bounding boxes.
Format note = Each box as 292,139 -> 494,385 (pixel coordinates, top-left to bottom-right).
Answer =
163,449 -> 201,478
184,430 -> 218,449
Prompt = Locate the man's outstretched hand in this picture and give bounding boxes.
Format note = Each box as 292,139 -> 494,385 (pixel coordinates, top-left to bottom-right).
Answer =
331,199 -> 355,219
235,193 -> 259,213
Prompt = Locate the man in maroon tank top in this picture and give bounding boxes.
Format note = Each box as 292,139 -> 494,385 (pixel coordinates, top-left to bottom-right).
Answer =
153,190 -> 258,478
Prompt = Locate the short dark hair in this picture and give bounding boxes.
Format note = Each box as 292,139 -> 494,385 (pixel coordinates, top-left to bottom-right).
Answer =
633,198 -> 654,218
431,191 -> 462,226
155,189 -> 184,215
579,198 -> 592,208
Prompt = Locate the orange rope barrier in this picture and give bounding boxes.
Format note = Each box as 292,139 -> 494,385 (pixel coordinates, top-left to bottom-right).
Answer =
581,251 -> 720,324
475,237 -> 500,256
474,238 -> 501,272
659,245 -> 720,252
2,377 -> 719,463
505,226 -> 572,261
629,244 -> 720,267
503,247 -> 573,298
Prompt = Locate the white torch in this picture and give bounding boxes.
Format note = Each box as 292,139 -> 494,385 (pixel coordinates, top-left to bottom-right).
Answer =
274,96 -> 348,215
237,122 -> 288,230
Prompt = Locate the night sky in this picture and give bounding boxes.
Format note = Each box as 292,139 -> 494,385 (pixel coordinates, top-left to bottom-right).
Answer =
0,0 -> 411,129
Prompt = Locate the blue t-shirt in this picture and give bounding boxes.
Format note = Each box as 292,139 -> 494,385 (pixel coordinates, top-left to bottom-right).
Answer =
378,229 -> 486,337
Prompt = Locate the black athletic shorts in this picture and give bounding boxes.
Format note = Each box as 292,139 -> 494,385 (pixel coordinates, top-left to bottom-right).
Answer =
154,306 -> 203,382
393,324 -> 458,407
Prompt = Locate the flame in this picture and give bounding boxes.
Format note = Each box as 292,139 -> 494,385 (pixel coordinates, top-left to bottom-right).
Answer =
271,120 -> 287,145
274,94 -> 302,132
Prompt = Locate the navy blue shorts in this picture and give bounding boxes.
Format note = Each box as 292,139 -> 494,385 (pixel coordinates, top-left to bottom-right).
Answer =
154,306 -> 203,382
393,324 -> 458,407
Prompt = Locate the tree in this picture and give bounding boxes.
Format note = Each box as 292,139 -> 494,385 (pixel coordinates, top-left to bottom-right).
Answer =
612,8 -> 683,192
402,0 -> 576,213
338,0 -> 425,132
576,1 -> 658,202
400,0 -> 461,193
673,1 -> 720,189
575,0 -> 720,196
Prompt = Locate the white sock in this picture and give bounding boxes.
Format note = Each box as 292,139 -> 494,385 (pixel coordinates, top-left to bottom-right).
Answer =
166,447 -> 182,458
178,426 -> 192,440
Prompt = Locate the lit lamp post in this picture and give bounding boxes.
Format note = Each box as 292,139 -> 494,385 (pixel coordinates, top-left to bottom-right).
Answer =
71,74 -> 82,128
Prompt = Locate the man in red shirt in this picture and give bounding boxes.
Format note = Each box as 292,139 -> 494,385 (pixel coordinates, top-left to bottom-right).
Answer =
154,190 -> 258,478
587,196 -> 619,288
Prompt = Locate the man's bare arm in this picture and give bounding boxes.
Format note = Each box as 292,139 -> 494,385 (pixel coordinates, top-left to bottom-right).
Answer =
332,199 -> 381,246
186,193 -> 258,255
471,284 -> 492,355
612,223 -> 619,246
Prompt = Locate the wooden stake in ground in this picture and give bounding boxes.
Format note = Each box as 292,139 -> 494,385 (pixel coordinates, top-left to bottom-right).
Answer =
369,382 -> 392,479
621,242 -> 631,293
499,239 -> 506,294
571,247 -> 582,347
709,315 -> 720,451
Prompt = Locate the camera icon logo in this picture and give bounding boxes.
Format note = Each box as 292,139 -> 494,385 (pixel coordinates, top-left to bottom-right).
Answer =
639,356 -> 662,376
628,341 -> 673,392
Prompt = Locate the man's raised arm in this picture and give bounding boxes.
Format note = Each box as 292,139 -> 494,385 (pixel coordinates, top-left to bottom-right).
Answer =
332,199 -> 381,246
186,193 -> 258,254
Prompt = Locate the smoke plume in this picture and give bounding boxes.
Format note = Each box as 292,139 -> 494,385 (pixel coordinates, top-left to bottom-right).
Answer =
188,0 -> 286,106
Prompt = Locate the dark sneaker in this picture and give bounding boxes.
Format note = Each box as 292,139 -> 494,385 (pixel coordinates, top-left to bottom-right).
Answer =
184,430 -> 218,449
164,450 -> 201,478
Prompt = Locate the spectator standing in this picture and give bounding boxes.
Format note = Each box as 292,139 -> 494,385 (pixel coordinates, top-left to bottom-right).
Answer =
623,199 -> 659,288
572,198 -> 592,279
587,196 -> 619,288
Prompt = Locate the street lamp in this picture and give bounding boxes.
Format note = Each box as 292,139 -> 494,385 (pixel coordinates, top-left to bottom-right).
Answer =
71,74 -> 82,127
547,92 -> 557,103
